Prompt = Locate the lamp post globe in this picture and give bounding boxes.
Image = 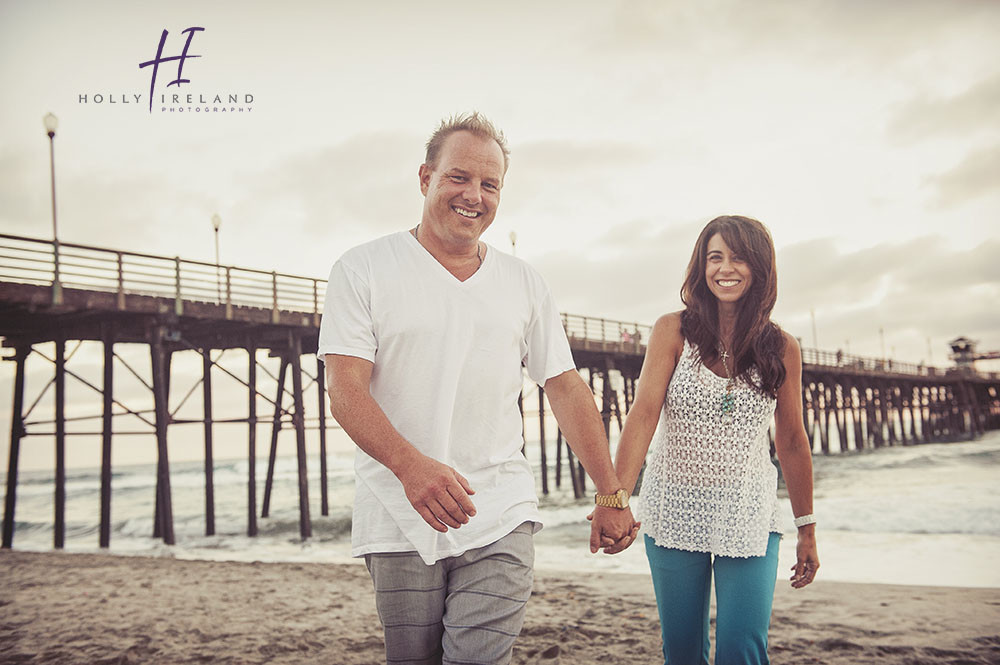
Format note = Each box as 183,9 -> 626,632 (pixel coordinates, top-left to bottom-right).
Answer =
44,112 -> 58,137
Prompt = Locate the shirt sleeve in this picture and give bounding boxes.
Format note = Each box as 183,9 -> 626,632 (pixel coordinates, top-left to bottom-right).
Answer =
522,278 -> 575,385
317,257 -> 377,364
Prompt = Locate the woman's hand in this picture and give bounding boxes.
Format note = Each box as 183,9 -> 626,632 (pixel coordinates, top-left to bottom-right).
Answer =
586,510 -> 640,554
789,528 -> 819,588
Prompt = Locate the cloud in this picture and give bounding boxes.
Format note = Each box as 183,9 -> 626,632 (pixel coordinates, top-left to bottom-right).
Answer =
249,131 -> 424,237
531,217 -> 703,323
502,139 -> 658,216
590,0 -> 1000,67
779,235 -> 999,306
777,237 -> 1000,357
0,145 -> 213,256
513,140 -> 656,174
888,74 -> 1000,143
927,146 -> 1000,207
0,144 -> 57,238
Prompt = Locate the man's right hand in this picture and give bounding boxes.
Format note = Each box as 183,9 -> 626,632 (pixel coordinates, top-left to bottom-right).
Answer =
395,453 -> 477,532
326,355 -> 478,534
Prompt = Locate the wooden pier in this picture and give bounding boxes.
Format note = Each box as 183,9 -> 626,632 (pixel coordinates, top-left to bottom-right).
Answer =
1,233 -> 328,549
2,233 -> 998,549
797,349 -> 999,453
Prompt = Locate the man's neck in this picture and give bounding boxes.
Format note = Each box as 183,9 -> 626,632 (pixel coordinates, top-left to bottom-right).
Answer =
411,225 -> 485,282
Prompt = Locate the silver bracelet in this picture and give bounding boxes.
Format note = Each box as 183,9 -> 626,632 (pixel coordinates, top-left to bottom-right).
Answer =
794,514 -> 816,528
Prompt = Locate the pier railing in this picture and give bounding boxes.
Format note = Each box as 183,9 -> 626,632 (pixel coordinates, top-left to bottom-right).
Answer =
561,313 -> 650,354
0,233 -> 325,320
801,347 -> 931,376
799,347 -> 1000,380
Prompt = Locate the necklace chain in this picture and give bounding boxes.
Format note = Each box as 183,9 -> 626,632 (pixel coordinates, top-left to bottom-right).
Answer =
720,342 -> 736,420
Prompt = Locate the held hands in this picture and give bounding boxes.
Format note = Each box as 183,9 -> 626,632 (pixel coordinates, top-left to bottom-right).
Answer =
396,453 -> 477,533
790,529 -> 819,588
587,507 -> 641,555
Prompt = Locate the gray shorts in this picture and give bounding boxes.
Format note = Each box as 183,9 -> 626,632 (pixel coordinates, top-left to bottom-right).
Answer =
364,522 -> 536,665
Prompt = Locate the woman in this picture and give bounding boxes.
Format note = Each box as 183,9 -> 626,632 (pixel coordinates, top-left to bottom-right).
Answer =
613,215 -> 818,664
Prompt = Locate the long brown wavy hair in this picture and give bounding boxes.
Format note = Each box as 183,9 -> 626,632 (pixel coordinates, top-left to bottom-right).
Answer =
680,215 -> 787,397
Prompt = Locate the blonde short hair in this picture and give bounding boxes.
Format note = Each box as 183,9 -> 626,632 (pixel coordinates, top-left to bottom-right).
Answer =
425,111 -> 510,173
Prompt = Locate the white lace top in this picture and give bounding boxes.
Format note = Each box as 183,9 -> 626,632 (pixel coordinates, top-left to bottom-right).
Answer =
638,338 -> 781,558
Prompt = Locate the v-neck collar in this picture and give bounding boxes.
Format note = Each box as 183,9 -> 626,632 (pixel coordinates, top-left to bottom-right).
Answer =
403,230 -> 491,286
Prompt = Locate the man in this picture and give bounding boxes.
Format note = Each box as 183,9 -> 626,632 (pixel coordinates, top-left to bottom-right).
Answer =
319,112 -> 637,665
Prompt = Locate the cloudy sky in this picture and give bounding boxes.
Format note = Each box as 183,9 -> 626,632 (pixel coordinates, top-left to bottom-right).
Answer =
1,0 -> 999,469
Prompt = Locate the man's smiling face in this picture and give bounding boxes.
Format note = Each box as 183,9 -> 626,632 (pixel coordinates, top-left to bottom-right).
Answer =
418,130 -> 504,249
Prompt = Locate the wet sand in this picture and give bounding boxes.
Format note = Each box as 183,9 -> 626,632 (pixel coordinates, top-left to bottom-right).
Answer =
1,550 -> 998,664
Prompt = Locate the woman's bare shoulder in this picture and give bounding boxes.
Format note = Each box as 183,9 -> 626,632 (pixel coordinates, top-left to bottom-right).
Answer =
652,311 -> 683,332
650,311 -> 685,350
779,329 -> 803,368
781,329 -> 801,353
780,328 -> 799,346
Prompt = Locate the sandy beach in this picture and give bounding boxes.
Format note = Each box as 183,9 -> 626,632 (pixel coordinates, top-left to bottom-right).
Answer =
1,550 -> 998,664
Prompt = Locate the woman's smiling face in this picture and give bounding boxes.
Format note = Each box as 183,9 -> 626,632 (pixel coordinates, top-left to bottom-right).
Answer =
705,232 -> 753,305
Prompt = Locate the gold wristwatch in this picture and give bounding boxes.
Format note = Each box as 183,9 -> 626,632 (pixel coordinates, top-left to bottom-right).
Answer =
594,488 -> 630,509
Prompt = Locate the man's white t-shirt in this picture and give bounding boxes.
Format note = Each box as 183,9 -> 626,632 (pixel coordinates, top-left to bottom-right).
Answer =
318,231 -> 575,565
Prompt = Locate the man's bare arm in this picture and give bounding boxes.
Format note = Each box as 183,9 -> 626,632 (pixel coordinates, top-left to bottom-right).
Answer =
543,369 -> 639,554
324,354 -> 476,532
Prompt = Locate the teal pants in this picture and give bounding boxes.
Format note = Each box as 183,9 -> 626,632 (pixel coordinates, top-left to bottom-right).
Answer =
644,532 -> 781,665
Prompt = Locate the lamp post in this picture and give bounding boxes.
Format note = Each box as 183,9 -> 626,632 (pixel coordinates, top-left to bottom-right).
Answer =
509,230 -> 517,257
211,214 -> 222,302
810,308 -> 818,350
44,112 -> 62,305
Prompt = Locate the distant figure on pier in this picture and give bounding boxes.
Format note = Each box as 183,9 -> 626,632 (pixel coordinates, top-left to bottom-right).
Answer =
610,215 -> 819,663
318,111 -> 637,665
